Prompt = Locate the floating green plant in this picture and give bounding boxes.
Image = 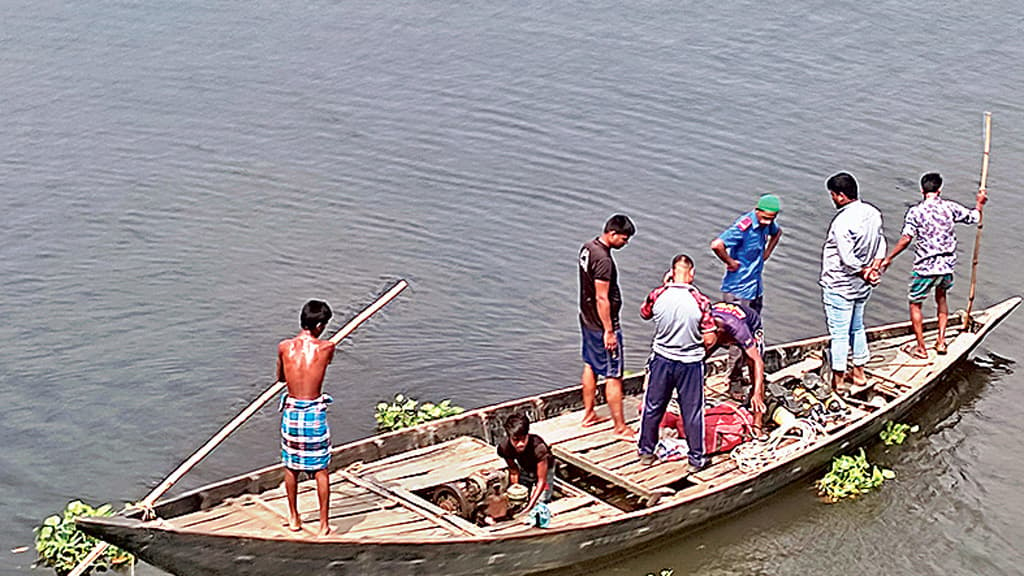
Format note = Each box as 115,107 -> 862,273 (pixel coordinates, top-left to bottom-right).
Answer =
816,448 -> 895,502
374,393 -> 465,431
880,421 -> 919,446
34,500 -> 133,575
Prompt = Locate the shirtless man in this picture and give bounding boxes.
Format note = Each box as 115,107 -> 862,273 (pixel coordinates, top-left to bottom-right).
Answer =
276,300 -> 336,536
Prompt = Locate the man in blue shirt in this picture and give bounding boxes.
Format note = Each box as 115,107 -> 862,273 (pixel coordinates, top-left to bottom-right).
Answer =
710,194 -> 782,394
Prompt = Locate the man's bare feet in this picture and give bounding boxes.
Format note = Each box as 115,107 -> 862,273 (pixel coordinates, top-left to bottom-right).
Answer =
288,516 -> 302,532
901,342 -> 929,360
844,373 -> 868,387
581,412 -> 610,428
317,525 -> 334,538
935,339 -> 948,355
612,428 -> 636,442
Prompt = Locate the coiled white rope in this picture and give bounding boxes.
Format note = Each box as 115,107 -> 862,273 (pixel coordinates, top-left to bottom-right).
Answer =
730,419 -> 824,473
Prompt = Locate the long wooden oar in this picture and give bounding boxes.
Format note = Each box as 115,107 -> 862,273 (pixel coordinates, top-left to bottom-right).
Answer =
69,280 -> 409,576
964,112 -> 992,330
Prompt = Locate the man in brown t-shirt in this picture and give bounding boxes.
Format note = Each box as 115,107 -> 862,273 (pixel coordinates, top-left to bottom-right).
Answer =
578,214 -> 636,441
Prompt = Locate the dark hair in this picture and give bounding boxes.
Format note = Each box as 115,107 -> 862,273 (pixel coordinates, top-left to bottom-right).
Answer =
504,413 -> 530,439
826,172 -> 859,200
604,214 -> 636,236
672,254 -> 694,270
920,172 -> 942,194
300,300 -> 333,331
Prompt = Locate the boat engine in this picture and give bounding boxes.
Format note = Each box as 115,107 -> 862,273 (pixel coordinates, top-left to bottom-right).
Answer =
429,468 -> 509,522
765,372 -> 849,428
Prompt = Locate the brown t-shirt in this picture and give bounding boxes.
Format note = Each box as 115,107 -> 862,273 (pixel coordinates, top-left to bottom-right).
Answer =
579,237 -> 621,331
497,434 -> 554,483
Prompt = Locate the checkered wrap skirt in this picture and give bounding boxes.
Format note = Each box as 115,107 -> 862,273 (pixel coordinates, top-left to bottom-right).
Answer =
280,394 -> 333,471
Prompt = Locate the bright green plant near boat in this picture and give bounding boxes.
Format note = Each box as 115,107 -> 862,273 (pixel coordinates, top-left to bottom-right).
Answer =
34,500 -> 133,575
879,421 -> 919,446
816,448 -> 895,502
374,393 -> 465,432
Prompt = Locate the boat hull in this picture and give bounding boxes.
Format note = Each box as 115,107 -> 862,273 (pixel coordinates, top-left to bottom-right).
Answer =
79,297 -> 1020,576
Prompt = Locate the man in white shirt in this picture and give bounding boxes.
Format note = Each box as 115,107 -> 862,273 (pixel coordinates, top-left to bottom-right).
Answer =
820,172 -> 886,395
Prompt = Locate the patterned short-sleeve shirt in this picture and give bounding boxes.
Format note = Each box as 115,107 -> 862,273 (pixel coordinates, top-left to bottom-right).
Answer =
901,197 -> 979,276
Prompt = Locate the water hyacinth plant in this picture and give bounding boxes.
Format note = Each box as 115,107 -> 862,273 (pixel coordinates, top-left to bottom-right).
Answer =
374,394 -> 465,432
879,421 -> 919,446
34,500 -> 133,575
816,449 -> 895,502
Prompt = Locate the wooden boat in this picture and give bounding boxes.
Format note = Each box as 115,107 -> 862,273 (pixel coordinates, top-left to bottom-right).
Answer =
79,297 -> 1019,576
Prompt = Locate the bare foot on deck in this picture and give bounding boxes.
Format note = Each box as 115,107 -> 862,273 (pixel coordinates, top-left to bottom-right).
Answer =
317,525 -> 334,538
843,366 -> 871,395
935,339 -> 948,355
900,342 -> 929,360
580,411 -> 610,428
612,427 -> 636,442
288,517 -> 302,532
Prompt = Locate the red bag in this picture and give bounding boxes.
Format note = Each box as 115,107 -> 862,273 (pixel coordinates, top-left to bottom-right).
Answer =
662,401 -> 755,454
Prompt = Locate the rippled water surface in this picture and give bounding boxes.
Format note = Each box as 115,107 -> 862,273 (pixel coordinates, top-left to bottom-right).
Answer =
2,1 -> 1023,575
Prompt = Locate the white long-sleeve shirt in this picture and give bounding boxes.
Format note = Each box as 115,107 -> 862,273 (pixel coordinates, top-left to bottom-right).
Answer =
820,200 -> 887,300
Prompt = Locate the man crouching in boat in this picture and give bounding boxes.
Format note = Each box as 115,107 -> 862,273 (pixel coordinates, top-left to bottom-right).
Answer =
277,300 -> 336,536
706,301 -> 766,434
497,414 -> 554,521
638,255 -> 717,470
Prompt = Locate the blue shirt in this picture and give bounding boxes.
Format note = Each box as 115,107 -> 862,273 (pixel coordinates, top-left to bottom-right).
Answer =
718,211 -> 780,300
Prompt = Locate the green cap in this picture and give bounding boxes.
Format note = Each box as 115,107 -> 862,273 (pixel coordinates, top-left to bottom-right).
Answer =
756,194 -> 781,213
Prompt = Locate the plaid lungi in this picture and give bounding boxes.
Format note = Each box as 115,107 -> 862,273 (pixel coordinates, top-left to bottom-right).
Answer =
280,394 -> 333,471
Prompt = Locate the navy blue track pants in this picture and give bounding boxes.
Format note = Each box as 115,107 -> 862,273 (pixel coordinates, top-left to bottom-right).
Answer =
639,353 -> 706,468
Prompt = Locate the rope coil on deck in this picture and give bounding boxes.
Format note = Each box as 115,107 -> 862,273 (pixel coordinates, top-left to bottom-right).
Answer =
730,419 -> 823,474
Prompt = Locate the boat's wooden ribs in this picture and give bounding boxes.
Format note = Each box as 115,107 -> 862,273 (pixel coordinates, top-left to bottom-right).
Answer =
551,446 -> 672,506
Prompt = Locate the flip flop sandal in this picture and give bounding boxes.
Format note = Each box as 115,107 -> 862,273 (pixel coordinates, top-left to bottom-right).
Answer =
935,342 -> 948,355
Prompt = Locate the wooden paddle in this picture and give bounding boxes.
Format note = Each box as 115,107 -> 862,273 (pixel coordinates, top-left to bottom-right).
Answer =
964,112 -> 992,330
68,279 -> 409,576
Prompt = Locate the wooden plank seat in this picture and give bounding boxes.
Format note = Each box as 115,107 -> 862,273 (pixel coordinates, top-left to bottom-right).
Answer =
530,395 -> 644,445
354,436 -> 507,492
550,446 -> 673,506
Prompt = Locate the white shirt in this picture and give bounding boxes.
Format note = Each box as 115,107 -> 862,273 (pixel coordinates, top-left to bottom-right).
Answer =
820,200 -> 887,300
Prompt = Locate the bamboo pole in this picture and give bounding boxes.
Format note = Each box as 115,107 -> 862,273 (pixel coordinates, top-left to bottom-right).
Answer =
69,280 -> 408,576
964,112 -> 992,330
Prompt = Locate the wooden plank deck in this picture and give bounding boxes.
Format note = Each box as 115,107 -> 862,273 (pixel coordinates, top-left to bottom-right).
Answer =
355,436 -> 506,492
159,326 -> 966,541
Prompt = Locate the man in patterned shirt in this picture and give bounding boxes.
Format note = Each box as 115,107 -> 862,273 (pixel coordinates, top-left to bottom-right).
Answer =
638,254 -> 716,470
882,172 -> 987,358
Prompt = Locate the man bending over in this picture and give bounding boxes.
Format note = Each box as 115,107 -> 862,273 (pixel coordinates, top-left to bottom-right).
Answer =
497,413 -> 555,517
707,301 -> 766,433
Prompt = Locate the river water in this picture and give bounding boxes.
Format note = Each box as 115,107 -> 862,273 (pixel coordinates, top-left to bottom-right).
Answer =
2,1 -> 1023,575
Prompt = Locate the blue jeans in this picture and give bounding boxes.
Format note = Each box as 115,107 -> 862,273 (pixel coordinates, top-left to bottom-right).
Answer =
822,289 -> 869,373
